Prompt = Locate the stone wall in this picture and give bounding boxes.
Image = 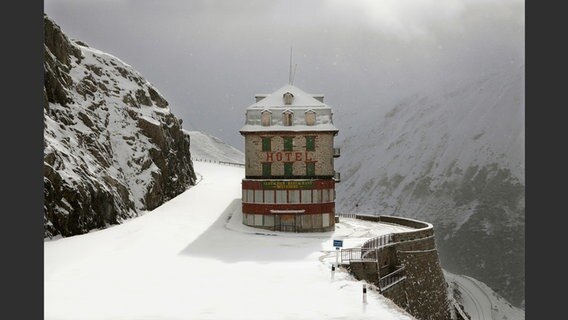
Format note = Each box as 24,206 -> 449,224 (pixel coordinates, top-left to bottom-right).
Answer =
345,215 -> 451,320
382,281 -> 409,310
395,239 -> 449,320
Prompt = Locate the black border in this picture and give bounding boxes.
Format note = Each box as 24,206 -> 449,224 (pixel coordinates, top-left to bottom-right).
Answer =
526,1 -> 565,318
2,1 -> 44,319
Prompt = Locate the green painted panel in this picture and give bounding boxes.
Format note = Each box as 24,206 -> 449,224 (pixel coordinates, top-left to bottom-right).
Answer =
284,137 -> 293,151
262,137 -> 271,151
306,136 -> 315,151
284,162 -> 293,176
262,163 -> 271,177
306,162 -> 315,176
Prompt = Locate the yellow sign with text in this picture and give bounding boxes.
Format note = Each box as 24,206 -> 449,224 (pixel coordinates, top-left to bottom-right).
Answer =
262,180 -> 314,189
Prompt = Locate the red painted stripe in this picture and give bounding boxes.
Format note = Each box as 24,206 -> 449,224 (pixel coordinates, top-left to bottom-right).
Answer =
242,203 -> 335,215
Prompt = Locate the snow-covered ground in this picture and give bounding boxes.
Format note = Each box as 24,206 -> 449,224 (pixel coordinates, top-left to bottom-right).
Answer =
44,162 -> 415,320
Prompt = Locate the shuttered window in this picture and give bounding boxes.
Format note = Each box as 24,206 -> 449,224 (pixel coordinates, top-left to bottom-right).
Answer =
284,162 -> 294,177
284,137 -> 293,151
262,162 -> 271,177
306,136 -> 315,151
283,111 -> 293,126
306,162 -> 315,176
262,137 -> 271,151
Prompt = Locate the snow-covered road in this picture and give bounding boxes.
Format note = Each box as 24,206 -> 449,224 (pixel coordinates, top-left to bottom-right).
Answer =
45,162 -> 415,320
444,271 -> 525,320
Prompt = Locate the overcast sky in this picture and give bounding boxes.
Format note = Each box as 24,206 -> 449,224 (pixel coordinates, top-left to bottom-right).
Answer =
45,0 -> 524,150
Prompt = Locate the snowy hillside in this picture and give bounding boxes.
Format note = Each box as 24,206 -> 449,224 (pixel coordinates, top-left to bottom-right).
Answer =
45,162 -> 415,320
335,67 -> 525,307
44,15 -> 196,237
186,130 -> 245,164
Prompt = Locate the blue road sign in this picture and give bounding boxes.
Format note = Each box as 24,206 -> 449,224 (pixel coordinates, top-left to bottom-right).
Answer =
333,239 -> 343,248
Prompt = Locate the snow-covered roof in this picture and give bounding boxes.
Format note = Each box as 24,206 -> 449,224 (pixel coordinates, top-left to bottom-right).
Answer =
251,84 -> 326,108
241,84 -> 339,133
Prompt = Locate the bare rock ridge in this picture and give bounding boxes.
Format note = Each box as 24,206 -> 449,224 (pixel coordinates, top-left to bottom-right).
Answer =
44,14 -> 196,238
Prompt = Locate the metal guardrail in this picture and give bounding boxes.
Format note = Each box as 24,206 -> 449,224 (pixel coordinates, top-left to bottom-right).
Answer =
378,267 -> 406,292
191,158 -> 245,167
340,248 -> 379,264
335,213 -> 357,219
361,233 -> 393,250
453,301 -> 470,320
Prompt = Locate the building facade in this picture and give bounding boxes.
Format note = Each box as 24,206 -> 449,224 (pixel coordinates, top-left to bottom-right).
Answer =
240,85 -> 339,232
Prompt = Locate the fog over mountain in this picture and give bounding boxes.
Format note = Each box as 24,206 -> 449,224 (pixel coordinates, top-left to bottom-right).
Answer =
336,65 -> 524,307
45,0 -> 523,150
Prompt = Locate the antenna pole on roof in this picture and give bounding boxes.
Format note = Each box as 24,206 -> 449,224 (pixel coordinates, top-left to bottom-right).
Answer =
291,64 -> 298,85
288,46 -> 293,84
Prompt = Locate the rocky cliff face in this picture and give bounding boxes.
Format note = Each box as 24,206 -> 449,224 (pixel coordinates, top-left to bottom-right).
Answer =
336,68 -> 525,307
44,15 -> 196,238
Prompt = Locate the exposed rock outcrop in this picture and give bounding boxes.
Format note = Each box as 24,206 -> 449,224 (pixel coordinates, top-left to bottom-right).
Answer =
44,14 -> 196,238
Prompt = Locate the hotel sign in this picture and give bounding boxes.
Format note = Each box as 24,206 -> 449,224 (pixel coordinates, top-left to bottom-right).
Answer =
265,152 -> 314,162
262,181 -> 314,189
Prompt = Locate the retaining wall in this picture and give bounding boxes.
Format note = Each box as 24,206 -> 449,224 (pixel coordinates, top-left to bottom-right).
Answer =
346,215 -> 450,320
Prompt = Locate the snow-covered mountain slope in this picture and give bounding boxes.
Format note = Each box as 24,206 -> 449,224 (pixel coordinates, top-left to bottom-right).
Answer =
186,130 -> 245,163
445,270 -> 525,320
44,15 -> 196,238
335,67 -> 525,307
45,162 -> 415,320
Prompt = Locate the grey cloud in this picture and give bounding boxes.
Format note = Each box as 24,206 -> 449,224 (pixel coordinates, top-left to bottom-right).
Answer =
44,0 -> 524,149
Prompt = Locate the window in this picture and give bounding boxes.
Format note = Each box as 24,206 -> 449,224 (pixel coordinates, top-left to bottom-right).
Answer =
262,137 -> 271,152
254,190 -> 263,203
322,213 -> 330,228
264,190 -> 275,204
301,190 -> 312,203
283,92 -> 294,105
283,137 -> 294,151
261,111 -> 272,126
305,110 -> 316,126
306,162 -> 315,176
306,136 -> 315,151
254,214 -> 263,226
289,190 -> 299,203
322,189 -> 329,202
262,162 -> 271,177
284,162 -> 294,177
283,110 -> 293,126
276,190 -> 287,203
313,189 -> 321,203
